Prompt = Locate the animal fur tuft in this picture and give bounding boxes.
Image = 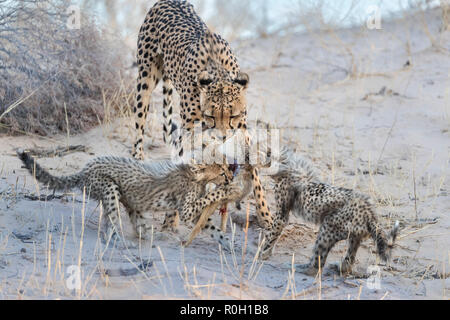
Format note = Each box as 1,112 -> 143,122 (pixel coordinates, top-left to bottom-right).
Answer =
388,220 -> 400,248
274,147 -> 317,182
368,220 -> 400,263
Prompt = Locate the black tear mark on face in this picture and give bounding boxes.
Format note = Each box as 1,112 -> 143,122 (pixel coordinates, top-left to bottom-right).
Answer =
234,73 -> 249,88
234,78 -> 248,87
199,78 -> 213,86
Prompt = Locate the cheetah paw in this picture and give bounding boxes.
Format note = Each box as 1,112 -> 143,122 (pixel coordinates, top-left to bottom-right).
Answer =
330,263 -> 367,278
330,263 -> 352,275
294,264 -> 319,276
102,231 -> 138,249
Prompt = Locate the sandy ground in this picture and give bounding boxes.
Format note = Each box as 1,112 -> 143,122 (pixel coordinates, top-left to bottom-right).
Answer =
0,8 -> 449,300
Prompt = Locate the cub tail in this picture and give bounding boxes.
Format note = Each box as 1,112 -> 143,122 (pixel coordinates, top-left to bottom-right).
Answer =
368,220 -> 400,263
17,149 -> 82,191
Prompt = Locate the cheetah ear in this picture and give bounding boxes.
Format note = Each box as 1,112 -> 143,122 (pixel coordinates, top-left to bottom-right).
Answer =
234,72 -> 249,89
198,71 -> 213,90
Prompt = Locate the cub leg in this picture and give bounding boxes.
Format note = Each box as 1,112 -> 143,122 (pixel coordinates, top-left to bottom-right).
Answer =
260,213 -> 290,260
296,219 -> 340,276
100,182 -> 135,248
339,236 -> 362,274
130,210 -> 153,241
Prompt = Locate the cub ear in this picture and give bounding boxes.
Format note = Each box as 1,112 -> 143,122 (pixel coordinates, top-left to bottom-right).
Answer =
198,71 -> 213,89
234,72 -> 249,89
190,165 -> 206,181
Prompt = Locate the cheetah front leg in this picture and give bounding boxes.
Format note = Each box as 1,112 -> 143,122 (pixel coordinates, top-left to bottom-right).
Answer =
132,55 -> 163,160
162,76 -> 177,148
260,213 -> 290,260
296,220 -> 339,276
260,185 -> 293,260
335,236 -> 362,275
244,133 -> 275,248
251,168 -> 273,230
100,183 -> 136,248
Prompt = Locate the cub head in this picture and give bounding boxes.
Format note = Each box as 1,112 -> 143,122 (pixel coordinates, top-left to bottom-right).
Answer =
197,71 -> 249,136
191,163 -> 234,185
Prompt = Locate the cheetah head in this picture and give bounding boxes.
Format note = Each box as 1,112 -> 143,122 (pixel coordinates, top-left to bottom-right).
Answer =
198,71 -> 249,136
191,163 -> 234,185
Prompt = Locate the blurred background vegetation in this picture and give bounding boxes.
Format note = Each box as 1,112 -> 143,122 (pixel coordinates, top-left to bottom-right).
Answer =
80,0 -> 446,45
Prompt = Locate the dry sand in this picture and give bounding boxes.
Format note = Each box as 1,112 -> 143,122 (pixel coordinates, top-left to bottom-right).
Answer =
0,8 -> 448,299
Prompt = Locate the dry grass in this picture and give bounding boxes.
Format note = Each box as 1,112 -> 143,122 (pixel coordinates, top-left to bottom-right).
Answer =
0,0 -> 133,137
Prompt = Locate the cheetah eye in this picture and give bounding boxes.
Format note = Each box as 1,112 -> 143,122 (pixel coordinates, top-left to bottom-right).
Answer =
234,79 -> 248,87
230,111 -> 244,119
221,172 -> 230,182
233,73 -> 250,88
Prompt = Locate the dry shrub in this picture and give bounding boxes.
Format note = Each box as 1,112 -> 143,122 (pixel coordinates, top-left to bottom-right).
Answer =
442,0 -> 450,31
0,0 -> 132,136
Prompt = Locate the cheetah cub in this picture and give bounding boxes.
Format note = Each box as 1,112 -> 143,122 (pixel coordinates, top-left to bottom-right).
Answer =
17,150 -> 243,248
263,149 -> 399,275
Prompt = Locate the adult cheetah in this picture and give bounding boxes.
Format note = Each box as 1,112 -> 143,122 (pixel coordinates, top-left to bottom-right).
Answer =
17,150 -> 244,248
132,0 -> 273,230
262,149 -> 399,275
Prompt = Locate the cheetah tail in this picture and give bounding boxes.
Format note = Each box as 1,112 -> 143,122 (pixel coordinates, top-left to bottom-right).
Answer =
17,149 -> 82,191
368,220 -> 400,263
388,221 -> 400,248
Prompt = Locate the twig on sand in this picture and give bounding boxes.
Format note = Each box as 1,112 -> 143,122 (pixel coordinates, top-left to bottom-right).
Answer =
12,231 -> 35,242
398,223 -> 436,241
376,74 -> 413,169
102,259 -> 154,277
375,111 -> 398,170
412,155 -> 419,221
